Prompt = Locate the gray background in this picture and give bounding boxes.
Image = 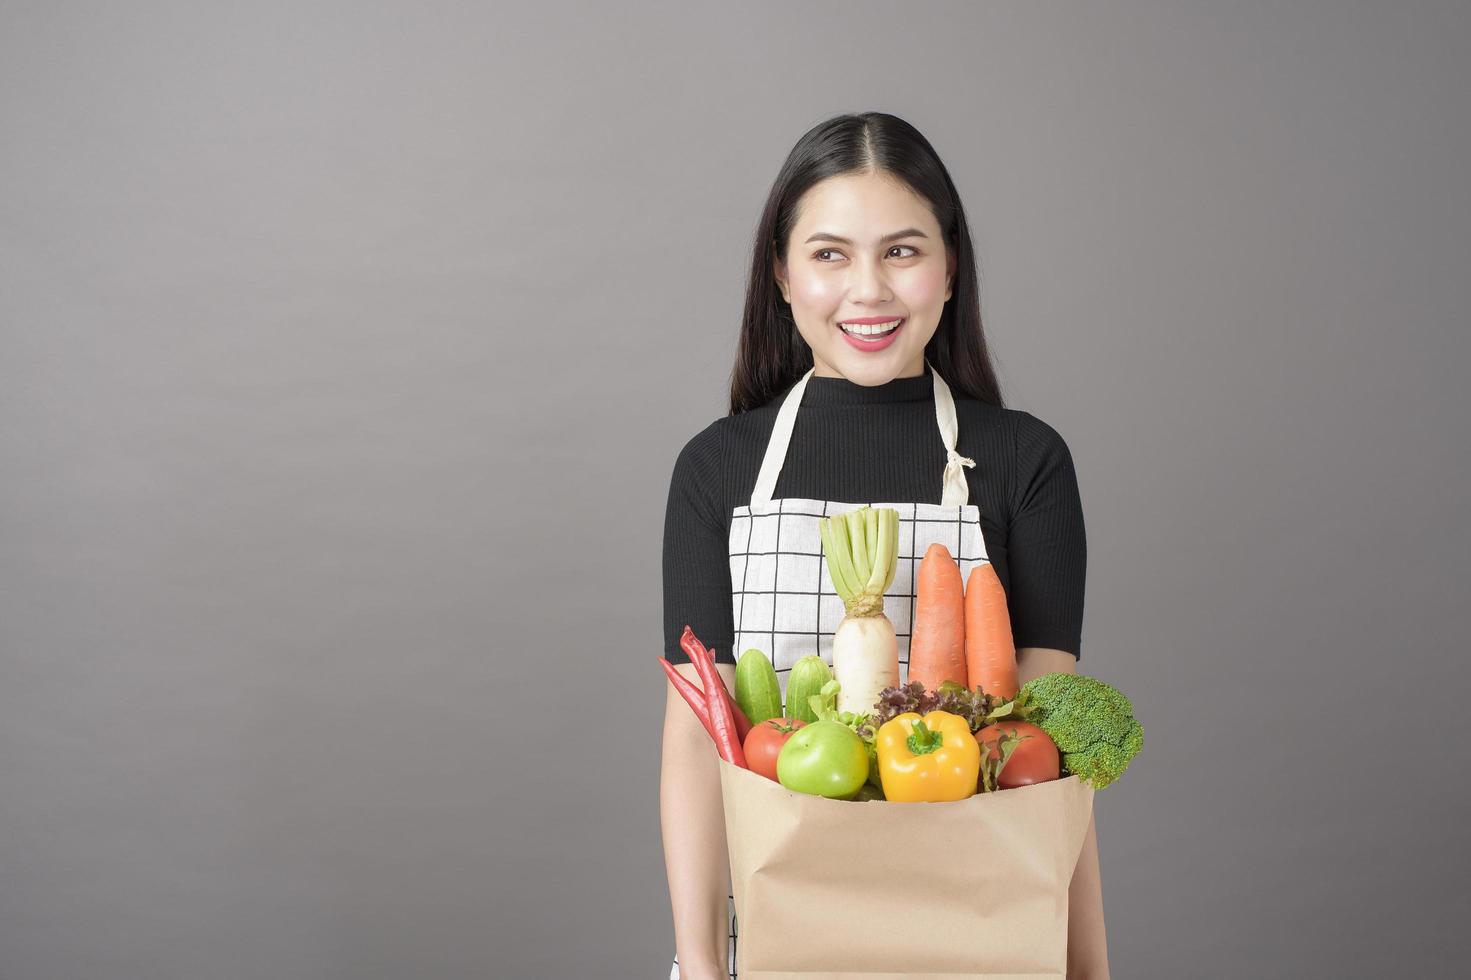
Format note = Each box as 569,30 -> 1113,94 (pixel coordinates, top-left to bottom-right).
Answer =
2,2 -> 1466,977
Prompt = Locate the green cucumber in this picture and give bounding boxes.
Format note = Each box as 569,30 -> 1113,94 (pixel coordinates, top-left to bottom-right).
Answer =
784,655 -> 833,724
735,648 -> 783,725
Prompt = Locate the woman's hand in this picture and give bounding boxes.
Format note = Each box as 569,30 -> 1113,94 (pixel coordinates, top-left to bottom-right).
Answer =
1016,647 -> 1110,980
662,661 -> 737,980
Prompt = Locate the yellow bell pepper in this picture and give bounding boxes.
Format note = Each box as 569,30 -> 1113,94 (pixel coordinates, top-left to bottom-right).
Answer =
875,710 -> 980,802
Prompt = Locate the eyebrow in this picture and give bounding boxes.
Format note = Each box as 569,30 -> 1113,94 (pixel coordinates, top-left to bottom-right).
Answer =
804,228 -> 929,245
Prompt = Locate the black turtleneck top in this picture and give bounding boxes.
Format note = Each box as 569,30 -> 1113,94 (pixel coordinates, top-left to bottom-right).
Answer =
662,363 -> 1086,666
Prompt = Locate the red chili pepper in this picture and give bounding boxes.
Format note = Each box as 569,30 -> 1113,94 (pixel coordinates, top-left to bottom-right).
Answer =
678,625 -> 708,666
678,629 -> 753,743
682,626 -> 747,768
708,650 -> 753,743
657,657 -> 718,745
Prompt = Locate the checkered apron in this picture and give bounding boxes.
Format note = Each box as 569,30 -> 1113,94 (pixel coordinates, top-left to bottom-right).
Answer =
669,360 -> 990,979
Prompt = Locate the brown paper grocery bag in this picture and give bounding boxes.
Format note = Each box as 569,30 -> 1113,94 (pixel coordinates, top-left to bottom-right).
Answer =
717,758 -> 1094,979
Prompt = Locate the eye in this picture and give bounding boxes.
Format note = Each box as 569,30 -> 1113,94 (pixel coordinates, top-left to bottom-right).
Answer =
813,245 -> 920,262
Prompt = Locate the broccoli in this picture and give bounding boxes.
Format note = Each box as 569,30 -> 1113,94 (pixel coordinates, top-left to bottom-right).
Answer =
1018,673 -> 1143,790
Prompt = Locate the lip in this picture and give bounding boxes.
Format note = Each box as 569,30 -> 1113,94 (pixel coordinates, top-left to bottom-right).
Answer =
837,316 -> 905,352
837,315 -> 905,324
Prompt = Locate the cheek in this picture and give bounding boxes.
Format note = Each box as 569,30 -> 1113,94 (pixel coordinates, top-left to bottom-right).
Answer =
789,271 -> 843,311
899,266 -> 949,307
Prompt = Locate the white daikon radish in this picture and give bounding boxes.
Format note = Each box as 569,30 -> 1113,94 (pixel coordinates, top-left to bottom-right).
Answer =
818,506 -> 900,715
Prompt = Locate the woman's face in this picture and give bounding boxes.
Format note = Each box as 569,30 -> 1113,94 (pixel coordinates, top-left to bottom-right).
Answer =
774,171 -> 955,385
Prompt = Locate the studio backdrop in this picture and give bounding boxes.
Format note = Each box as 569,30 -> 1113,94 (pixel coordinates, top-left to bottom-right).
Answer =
1,2 -> 1467,978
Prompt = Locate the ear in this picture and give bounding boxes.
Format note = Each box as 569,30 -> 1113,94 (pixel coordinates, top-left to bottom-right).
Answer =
944,252 -> 957,302
773,255 -> 790,304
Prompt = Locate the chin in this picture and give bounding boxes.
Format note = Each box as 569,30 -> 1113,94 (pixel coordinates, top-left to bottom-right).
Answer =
831,350 -> 916,386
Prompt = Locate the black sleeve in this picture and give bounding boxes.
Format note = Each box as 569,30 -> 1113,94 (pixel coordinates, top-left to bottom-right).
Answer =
1006,412 -> 1087,659
661,422 -> 737,666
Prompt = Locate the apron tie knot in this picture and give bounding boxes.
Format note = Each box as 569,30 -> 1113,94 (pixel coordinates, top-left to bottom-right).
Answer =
940,448 -> 975,508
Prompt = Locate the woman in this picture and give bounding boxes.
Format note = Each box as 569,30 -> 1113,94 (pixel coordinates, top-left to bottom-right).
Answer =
659,112 -> 1107,980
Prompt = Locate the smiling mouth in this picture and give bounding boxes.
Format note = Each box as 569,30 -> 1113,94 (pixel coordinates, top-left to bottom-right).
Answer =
838,317 -> 904,338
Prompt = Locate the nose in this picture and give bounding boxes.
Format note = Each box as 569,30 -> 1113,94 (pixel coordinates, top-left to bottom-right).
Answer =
847,253 -> 892,304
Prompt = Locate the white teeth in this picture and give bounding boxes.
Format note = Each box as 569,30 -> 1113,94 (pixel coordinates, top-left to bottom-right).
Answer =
840,318 -> 902,337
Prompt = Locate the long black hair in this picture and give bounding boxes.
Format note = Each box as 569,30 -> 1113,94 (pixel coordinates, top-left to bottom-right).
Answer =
730,112 -> 1005,415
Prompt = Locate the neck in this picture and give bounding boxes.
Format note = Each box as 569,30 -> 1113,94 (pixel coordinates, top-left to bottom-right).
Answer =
802,361 -> 934,405
811,351 -> 927,381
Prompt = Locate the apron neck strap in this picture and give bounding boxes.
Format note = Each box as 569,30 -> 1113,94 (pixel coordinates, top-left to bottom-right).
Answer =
748,359 -> 974,508
932,361 -> 975,508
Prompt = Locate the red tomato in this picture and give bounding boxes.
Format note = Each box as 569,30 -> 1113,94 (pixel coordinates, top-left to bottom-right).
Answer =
743,718 -> 807,782
976,720 -> 1060,788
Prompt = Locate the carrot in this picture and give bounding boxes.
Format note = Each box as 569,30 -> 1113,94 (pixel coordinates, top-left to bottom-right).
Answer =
907,543 -> 968,693
964,563 -> 1019,700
